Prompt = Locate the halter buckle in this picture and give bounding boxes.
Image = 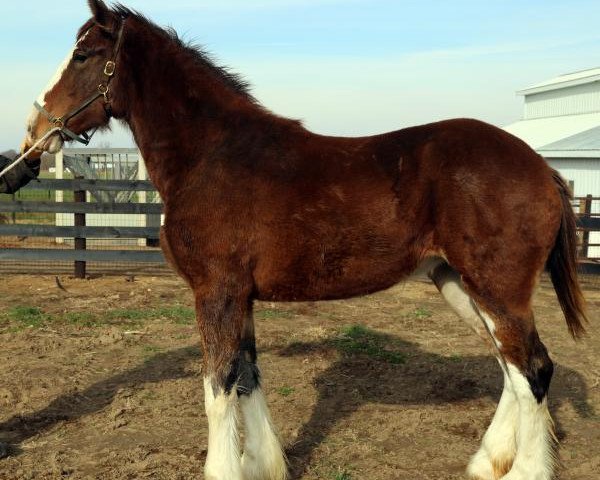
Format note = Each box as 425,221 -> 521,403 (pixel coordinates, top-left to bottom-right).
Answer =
104,61 -> 116,77
98,83 -> 110,102
53,117 -> 64,129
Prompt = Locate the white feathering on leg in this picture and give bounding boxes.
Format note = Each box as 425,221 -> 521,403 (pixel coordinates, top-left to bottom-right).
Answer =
240,388 -> 288,480
468,369 -> 518,479
203,377 -> 243,480
499,364 -> 556,480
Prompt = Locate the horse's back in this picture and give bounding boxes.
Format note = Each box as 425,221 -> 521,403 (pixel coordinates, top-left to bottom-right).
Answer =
257,118 -> 562,302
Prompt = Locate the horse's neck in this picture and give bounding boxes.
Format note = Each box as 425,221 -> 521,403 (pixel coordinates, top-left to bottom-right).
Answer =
116,27 -> 270,201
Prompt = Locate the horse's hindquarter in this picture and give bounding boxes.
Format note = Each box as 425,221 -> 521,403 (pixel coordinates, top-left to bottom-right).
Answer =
420,119 -> 563,309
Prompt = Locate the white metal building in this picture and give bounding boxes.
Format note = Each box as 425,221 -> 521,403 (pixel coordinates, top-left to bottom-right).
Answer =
504,67 -> 600,258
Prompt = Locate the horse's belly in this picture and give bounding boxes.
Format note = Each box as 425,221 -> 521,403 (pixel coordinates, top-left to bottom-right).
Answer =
254,248 -> 420,301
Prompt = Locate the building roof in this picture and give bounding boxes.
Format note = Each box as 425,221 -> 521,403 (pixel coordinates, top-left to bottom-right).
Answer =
517,67 -> 600,96
537,126 -> 600,158
504,112 -> 600,149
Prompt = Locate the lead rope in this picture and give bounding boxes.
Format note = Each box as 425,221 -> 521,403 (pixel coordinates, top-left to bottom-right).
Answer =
0,127 -> 62,180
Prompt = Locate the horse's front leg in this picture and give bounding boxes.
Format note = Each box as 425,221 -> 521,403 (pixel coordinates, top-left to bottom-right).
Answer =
195,279 -> 285,480
196,283 -> 248,480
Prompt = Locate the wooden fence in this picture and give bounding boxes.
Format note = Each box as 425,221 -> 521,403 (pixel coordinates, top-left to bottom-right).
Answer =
577,195 -> 600,275
0,182 -> 599,277
0,178 -> 164,277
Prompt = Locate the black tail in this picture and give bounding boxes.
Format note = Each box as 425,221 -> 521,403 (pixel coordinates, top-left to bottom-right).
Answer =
547,170 -> 588,339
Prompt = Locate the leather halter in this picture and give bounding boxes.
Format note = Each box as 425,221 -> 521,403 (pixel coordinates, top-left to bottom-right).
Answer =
33,19 -> 126,145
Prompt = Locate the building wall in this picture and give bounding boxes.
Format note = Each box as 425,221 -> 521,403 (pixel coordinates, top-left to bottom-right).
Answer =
524,82 -> 600,119
546,157 -> 600,258
547,158 -> 600,197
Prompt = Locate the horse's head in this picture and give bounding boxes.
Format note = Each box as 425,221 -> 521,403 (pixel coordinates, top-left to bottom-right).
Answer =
23,0 -> 125,154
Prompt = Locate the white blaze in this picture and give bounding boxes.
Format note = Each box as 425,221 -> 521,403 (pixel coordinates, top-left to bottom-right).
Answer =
35,29 -> 90,107
26,30 -> 91,152
35,46 -> 76,107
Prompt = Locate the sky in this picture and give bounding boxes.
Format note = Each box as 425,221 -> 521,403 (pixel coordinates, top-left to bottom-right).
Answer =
1,0 -> 600,150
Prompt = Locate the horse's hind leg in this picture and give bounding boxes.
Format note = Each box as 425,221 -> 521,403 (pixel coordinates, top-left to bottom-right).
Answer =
430,263 -> 518,478
430,263 -> 555,480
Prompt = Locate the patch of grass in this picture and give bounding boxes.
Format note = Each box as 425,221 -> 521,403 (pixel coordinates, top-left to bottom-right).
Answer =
333,325 -> 406,364
277,386 -> 295,397
412,307 -> 432,319
334,471 -> 352,480
8,306 -> 48,328
106,306 -> 195,324
255,308 -> 293,320
63,311 -> 98,327
154,305 -> 195,324
3,304 -> 195,331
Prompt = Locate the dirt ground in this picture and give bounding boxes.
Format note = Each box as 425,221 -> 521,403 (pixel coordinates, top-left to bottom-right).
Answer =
0,273 -> 598,480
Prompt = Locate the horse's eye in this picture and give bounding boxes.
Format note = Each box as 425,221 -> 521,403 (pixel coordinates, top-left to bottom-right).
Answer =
73,53 -> 88,63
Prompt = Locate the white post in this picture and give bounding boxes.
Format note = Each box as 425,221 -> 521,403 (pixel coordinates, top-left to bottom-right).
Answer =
55,149 -> 65,244
137,150 -> 148,246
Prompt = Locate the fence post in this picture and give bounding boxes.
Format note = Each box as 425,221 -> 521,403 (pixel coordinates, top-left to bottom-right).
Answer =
74,177 -> 86,279
581,194 -> 593,259
137,151 -> 160,247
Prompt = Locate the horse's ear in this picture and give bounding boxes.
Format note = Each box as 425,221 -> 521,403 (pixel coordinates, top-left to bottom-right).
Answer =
88,0 -> 110,26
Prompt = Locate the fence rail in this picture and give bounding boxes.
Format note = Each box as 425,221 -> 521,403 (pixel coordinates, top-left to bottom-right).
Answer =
0,178 -> 164,277
0,201 -> 163,215
0,225 -> 159,239
24,179 -> 156,192
0,249 -> 164,263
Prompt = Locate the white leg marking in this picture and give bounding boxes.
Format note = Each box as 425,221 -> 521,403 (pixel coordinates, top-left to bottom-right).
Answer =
468,369 -> 518,479
203,377 -> 243,480
240,388 -> 287,480
500,364 -> 555,480
432,264 -> 502,348
431,265 -> 519,479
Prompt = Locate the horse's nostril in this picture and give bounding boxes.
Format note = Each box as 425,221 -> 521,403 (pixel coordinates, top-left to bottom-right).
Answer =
27,124 -> 33,133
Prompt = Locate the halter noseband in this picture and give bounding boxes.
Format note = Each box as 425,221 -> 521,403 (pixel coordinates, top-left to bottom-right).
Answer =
33,19 -> 126,145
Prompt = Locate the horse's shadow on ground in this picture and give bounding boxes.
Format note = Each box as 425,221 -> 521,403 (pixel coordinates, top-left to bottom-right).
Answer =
0,346 -> 200,455
278,331 -> 594,479
0,332 -> 594,479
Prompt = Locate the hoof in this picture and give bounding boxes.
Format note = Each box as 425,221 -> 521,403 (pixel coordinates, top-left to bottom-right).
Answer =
467,450 -> 514,480
241,452 -> 288,480
491,457 -> 513,479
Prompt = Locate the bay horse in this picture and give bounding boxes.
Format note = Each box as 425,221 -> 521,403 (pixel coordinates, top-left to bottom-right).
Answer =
22,1 -> 587,479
